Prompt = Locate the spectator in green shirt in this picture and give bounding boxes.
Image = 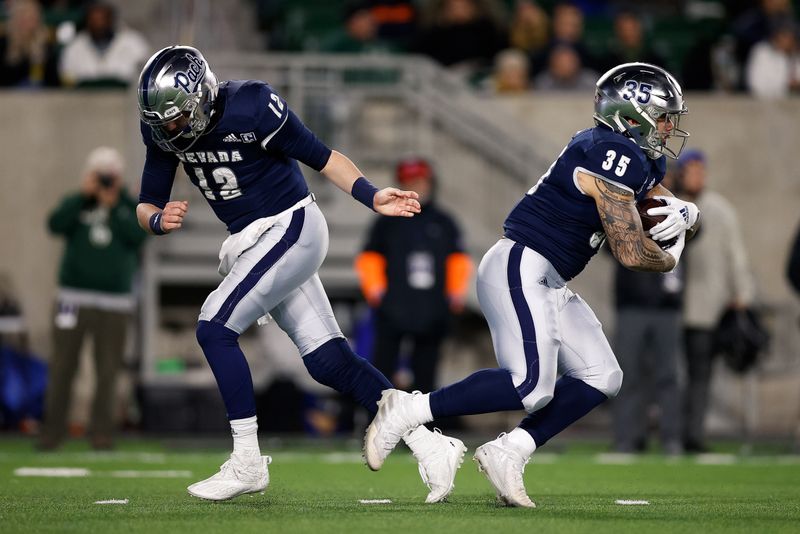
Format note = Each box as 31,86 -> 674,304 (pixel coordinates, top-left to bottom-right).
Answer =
39,146 -> 147,450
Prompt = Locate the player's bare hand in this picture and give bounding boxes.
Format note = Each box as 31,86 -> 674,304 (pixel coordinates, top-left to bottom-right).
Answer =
161,200 -> 189,232
374,188 -> 421,217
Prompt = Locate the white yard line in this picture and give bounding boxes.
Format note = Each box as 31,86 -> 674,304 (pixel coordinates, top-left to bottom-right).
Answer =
109,470 -> 193,478
13,467 -> 191,478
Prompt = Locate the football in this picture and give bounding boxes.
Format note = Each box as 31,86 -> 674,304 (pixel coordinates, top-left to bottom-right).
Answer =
637,197 -> 677,248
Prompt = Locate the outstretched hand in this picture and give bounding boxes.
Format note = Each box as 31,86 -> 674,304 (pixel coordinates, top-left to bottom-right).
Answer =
373,188 -> 421,217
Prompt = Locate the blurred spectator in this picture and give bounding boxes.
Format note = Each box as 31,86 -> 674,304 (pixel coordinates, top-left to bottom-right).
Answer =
611,168 -> 684,455
678,149 -> 754,453
365,0 -> 418,49
599,8 -> 668,73
59,1 -> 149,88
611,267 -> 685,455
508,0 -> 549,55
705,34 -> 740,92
532,43 -> 596,91
355,158 -> 472,393
39,147 -> 147,450
530,1 -> 597,77
745,17 -> 800,99
731,0 -> 794,68
321,3 -> 399,53
0,0 -> 61,88
489,47 -> 531,93
414,0 -> 507,75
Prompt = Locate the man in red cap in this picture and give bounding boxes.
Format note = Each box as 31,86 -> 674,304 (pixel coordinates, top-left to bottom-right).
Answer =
355,157 -> 472,394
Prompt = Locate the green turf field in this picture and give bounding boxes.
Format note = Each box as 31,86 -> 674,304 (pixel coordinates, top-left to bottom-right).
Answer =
1,438 -> 799,534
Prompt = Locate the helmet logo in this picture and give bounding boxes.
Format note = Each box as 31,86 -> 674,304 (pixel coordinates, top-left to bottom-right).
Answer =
173,53 -> 206,94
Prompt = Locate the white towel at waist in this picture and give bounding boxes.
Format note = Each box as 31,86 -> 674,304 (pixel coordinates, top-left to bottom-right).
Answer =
217,193 -> 315,277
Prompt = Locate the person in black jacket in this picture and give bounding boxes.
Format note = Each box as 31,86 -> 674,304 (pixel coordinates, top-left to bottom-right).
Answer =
610,167 -> 685,455
611,264 -> 685,455
355,158 -> 472,393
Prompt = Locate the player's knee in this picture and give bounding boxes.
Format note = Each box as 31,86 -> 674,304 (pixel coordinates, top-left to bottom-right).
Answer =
196,320 -> 238,349
598,367 -> 623,398
522,389 -> 554,414
302,337 -> 351,383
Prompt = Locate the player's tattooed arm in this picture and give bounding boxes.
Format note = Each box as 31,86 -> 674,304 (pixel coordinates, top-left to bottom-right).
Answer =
576,172 -> 676,272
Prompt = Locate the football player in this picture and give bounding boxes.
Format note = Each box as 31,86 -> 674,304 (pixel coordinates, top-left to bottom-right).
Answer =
364,63 -> 701,507
135,46 -> 466,502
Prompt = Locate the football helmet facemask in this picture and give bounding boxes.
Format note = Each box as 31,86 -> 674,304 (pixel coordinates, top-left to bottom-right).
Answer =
593,62 -> 689,160
137,45 -> 218,152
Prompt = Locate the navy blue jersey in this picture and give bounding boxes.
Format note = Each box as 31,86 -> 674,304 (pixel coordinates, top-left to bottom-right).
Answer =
504,126 -> 666,280
139,80 -> 332,233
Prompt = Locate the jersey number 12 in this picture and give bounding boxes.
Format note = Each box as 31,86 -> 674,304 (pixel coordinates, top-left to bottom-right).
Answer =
194,167 -> 243,201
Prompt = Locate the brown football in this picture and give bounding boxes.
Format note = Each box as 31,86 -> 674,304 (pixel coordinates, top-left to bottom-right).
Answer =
637,197 -> 677,248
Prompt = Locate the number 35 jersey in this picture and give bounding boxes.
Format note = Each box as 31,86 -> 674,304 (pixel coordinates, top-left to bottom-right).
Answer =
503,125 -> 666,281
139,80 -> 332,233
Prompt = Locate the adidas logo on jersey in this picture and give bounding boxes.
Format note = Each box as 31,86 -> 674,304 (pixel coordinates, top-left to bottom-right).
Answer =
223,133 -> 240,142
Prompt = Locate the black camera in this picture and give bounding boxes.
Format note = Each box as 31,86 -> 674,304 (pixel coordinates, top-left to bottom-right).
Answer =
97,173 -> 116,188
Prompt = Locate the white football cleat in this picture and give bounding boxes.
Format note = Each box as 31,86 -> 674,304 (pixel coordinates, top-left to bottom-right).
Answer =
414,428 -> 467,503
364,389 -> 418,470
187,450 -> 271,501
474,434 -> 536,508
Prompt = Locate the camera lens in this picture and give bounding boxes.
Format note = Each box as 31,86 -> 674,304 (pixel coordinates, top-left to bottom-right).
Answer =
98,173 -> 115,188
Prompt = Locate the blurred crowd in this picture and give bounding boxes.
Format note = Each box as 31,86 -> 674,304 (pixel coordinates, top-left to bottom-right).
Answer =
258,0 -> 800,99
0,0 -> 148,89
1,0 -> 800,99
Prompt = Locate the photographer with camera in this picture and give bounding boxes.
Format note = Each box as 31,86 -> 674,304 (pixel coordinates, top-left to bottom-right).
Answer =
39,146 -> 147,450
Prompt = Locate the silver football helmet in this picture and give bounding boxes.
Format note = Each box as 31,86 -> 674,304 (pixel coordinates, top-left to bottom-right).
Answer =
137,45 -> 218,152
594,62 -> 689,159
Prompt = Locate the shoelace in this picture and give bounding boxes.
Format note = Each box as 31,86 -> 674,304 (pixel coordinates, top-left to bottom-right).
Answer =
412,428 -> 449,489
216,455 -> 266,481
493,433 -> 528,491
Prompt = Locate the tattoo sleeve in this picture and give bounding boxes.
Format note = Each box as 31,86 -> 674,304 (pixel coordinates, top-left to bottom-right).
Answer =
593,177 -> 676,272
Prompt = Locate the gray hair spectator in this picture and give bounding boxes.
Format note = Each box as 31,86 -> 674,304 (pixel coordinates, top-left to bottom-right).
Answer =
39,146 -> 148,450
491,48 -> 531,93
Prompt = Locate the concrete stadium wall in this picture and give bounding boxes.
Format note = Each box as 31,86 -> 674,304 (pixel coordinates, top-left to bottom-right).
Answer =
0,90 -> 140,357
0,90 -> 798,435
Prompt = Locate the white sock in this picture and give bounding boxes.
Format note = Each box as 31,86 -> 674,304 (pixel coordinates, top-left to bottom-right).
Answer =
505,427 -> 537,458
230,416 -> 260,455
408,392 -> 434,426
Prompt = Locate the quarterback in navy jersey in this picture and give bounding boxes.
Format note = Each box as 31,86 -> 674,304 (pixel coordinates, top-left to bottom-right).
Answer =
135,46 -> 467,503
365,63 -> 701,507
